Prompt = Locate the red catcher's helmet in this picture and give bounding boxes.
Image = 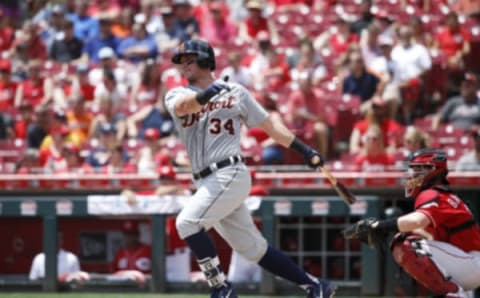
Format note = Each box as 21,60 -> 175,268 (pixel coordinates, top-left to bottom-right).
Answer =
405,149 -> 448,198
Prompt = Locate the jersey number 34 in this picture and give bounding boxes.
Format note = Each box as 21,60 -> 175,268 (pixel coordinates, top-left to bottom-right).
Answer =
209,118 -> 234,135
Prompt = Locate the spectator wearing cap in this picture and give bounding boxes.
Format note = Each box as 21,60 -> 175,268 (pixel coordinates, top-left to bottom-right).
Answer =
82,17 -> 120,63
0,59 -> 17,111
39,124 -> 71,167
129,60 -> 163,108
50,19 -> 84,63
238,0 -> 278,44
349,96 -> 404,154
342,51 -> 383,103
86,123 -> 125,168
14,60 -> 53,109
136,127 -> 168,174
456,128 -> 480,171
67,0 -> 99,41
87,0 -> 121,20
89,95 -> 127,141
434,11 -> 471,71
171,0 -> 200,42
66,94 -> 93,147
432,73 -> 480,131
88,47 -> 132,91
117,20 -> 158,63
353,124 -> 395,171
112,221 -> 151,276
391,25 -> 432,124
200,1 -> 237,46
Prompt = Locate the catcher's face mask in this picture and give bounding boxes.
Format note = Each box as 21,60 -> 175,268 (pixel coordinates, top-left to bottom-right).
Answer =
404,164 -> 435,198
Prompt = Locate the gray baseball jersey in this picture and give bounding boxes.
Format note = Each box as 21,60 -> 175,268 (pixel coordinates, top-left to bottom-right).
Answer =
164,81 -> 268,173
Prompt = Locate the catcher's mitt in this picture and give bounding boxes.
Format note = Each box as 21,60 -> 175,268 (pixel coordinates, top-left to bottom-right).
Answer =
342,217 -> 387,248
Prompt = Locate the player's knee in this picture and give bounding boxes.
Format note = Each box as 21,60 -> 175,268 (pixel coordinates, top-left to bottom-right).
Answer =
175,215 -> 202,239
234,236 -> 268,263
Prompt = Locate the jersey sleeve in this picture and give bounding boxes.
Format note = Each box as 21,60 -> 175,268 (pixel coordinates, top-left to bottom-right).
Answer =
414,189 -> 440,227
164,87 -> 188,119
236,84 -> 269,128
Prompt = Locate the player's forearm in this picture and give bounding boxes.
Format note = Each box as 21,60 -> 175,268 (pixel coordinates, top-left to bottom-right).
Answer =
259,115 -> 295,148
174,94 -> 204,117
397,212 -> 431,232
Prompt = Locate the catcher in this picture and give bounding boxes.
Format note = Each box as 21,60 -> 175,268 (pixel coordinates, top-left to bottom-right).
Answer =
343,149 -> 480,297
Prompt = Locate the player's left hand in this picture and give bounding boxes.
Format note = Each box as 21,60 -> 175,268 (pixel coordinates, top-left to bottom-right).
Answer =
304,148 -> 324,169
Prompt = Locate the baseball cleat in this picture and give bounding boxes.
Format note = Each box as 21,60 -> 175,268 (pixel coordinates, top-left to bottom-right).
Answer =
210,281 -> 238,298
306,279 -> 336,298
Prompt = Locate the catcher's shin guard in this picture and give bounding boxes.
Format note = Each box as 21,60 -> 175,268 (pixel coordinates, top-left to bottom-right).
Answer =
391,234 -> 459,295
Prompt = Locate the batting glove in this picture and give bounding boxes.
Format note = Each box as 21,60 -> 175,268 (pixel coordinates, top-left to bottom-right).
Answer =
196,81 -> 231,105
305,148 -> 324,169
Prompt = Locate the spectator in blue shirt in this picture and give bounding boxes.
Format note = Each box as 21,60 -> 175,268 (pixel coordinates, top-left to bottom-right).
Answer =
117,21 -> 158,63
67,0 -> 99,42
342,51 -> 382,103
83,17 -> 120,63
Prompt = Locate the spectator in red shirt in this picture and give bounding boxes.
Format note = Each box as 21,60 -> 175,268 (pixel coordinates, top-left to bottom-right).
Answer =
71,64 -> 95,103
14,60 -> 53,109
353,124 -> 395,171
238,0 -> 278,44
434,11 -> 471,70
285,73 -> 329,158
10,21 -> 47,61
0,59 -> 17,111
39,124 -> 70,167
314,16 -> 359,57
129,59 -> 162,109
0,9 -> 14,54
14,102 -> 34,140
200,2 -> 237,46
349,96 -> 404,154
112,221 -> 152,278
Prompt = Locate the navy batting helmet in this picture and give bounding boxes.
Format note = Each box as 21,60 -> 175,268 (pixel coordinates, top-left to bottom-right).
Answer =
171,39 -> 216,70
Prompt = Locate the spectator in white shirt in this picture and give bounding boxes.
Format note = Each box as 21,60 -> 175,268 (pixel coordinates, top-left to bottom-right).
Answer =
29,234 -> 87,282
391,25 -> 432,124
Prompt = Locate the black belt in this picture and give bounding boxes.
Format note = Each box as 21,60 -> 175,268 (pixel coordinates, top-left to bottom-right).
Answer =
193,155 -> 244,180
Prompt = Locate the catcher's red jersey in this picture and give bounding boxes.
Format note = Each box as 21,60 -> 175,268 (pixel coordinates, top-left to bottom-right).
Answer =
112,244 -> 151,273
414,186 -> 480,252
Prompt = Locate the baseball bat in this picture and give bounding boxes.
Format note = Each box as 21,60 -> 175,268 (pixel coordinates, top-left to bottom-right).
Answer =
311,156 -> 357,205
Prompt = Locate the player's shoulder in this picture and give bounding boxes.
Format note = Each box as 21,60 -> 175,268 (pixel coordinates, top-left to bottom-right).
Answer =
164,86 -> 193,101
415,188 -> 441,209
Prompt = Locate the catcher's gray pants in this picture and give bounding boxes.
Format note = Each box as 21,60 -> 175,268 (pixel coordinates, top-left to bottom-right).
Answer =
176,163 -> 268,262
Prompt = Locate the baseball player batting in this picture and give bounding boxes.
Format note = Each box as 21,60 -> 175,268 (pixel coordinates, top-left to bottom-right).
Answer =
343,149 -> 480,297
164,39 -> 335,298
